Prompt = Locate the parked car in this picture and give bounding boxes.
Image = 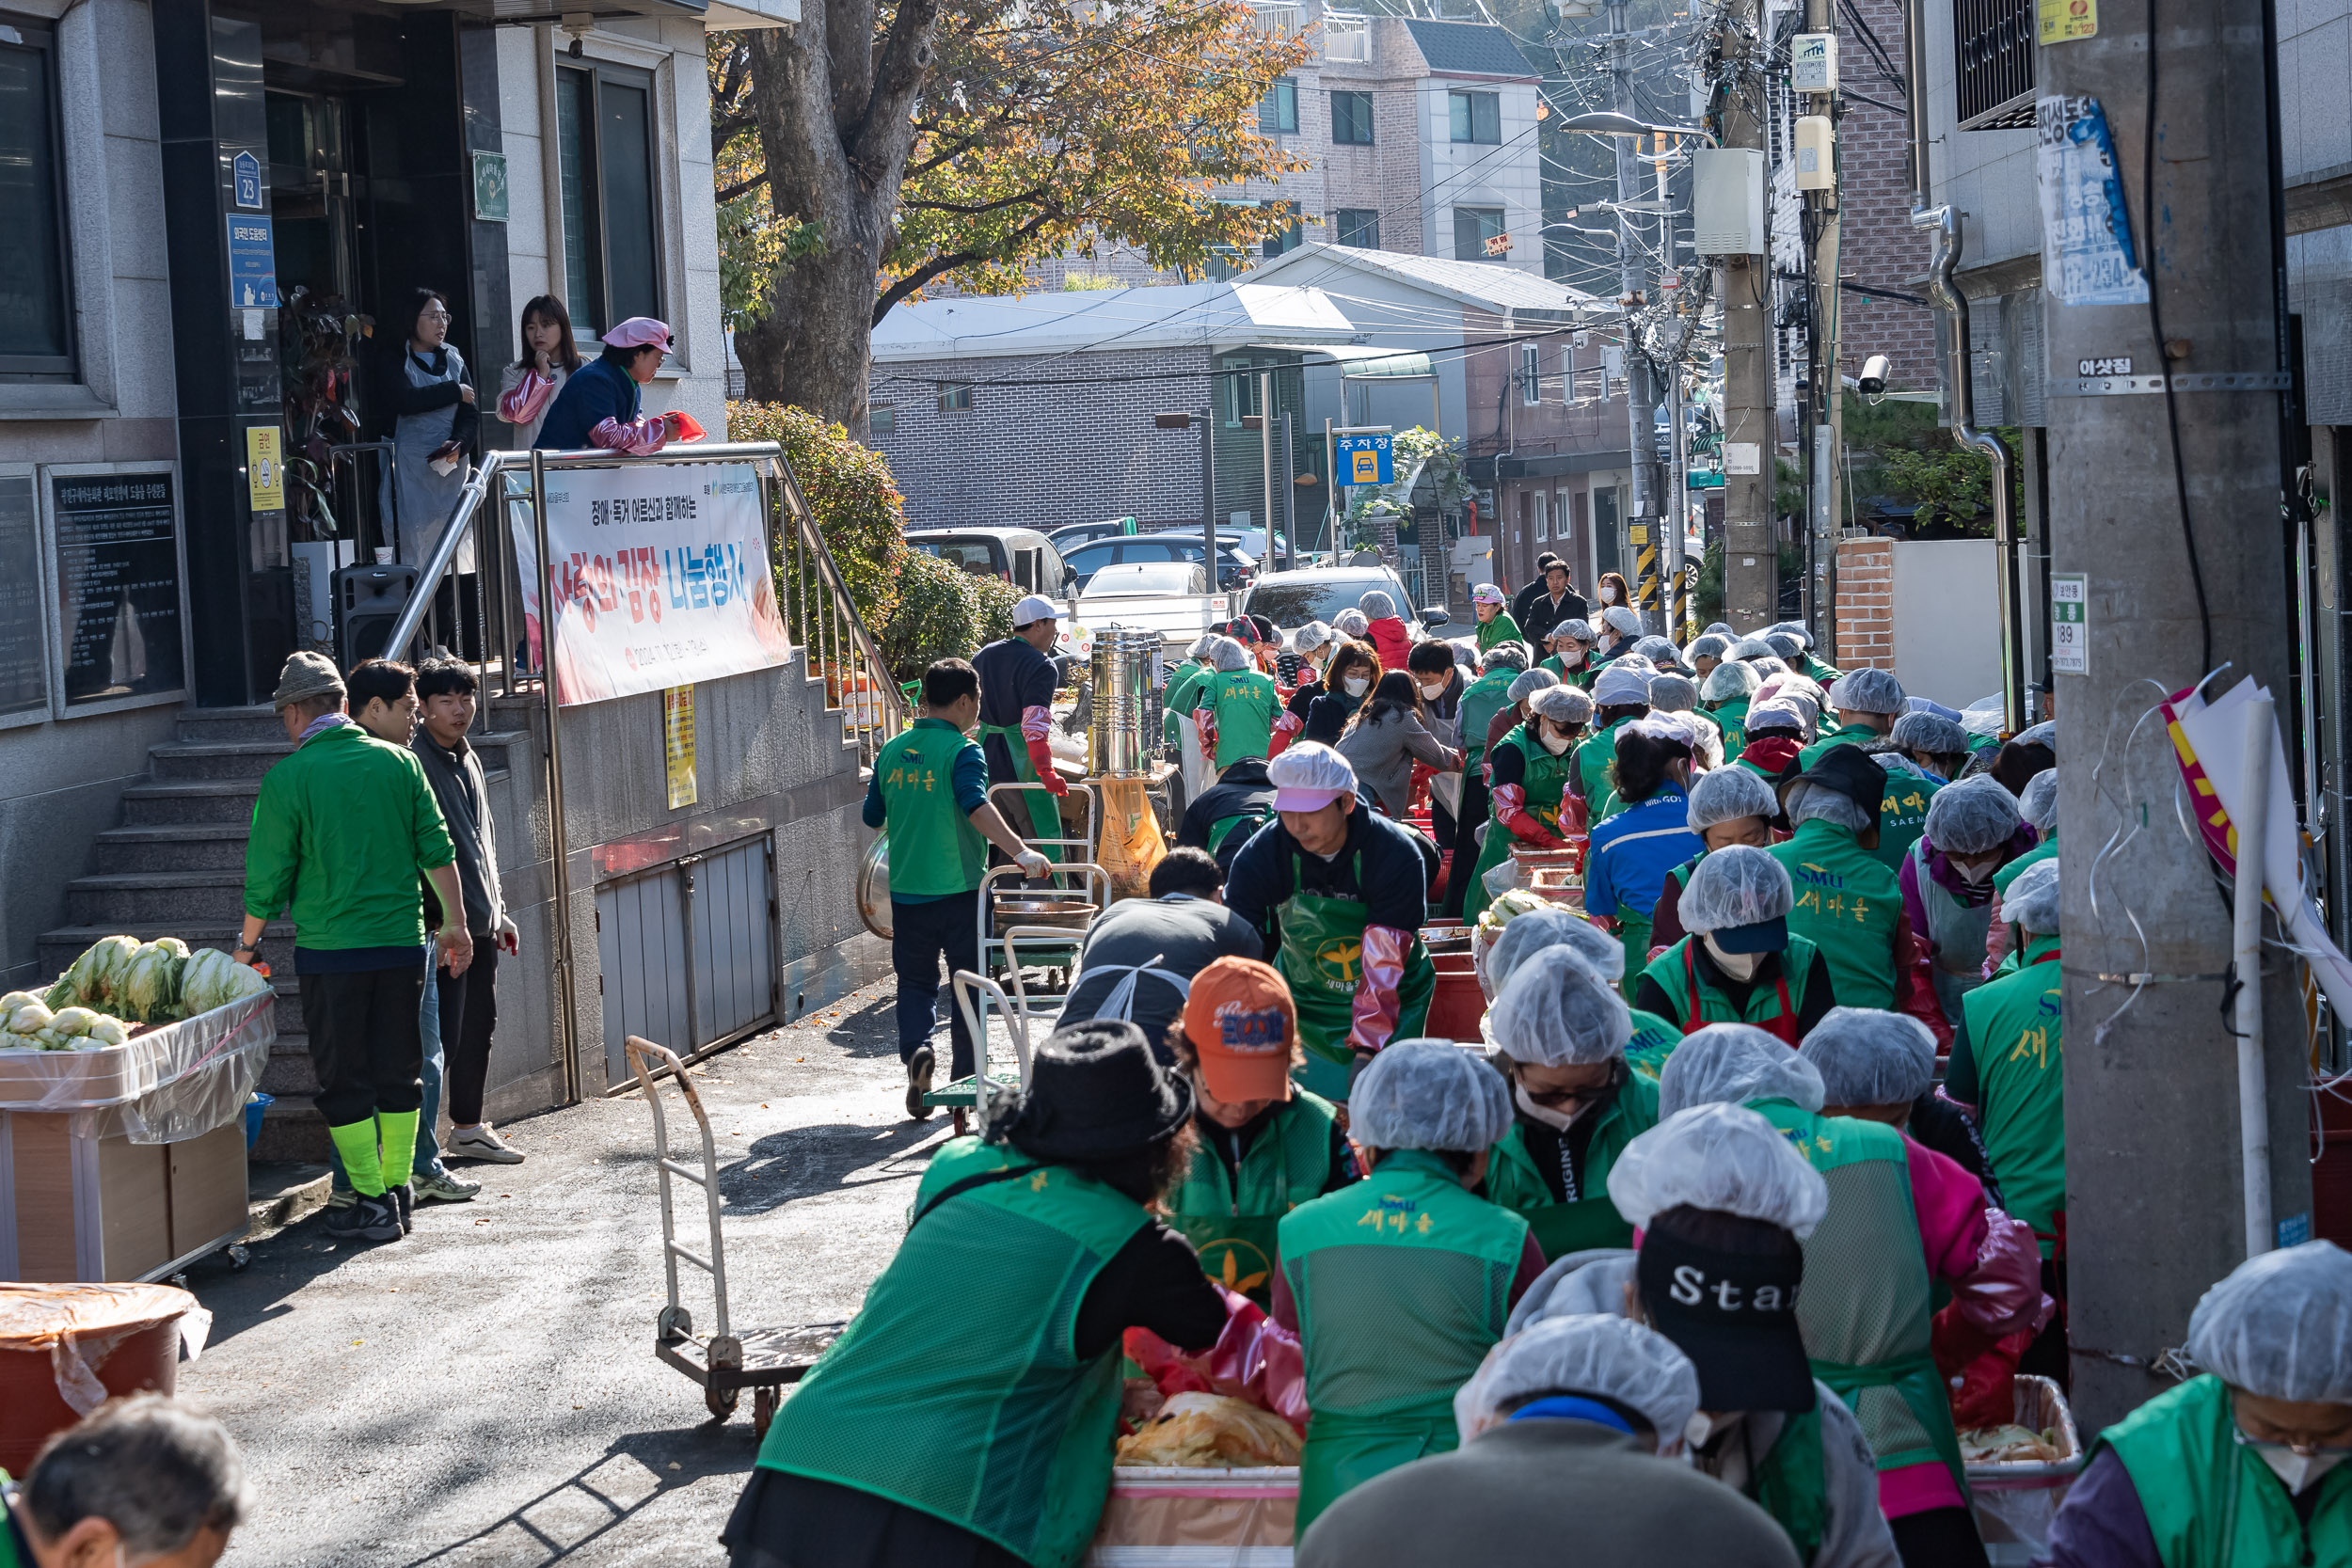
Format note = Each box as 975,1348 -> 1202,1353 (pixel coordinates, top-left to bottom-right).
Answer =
905,527 -> 1070,595
1073,562 -> 1233,646
1240,565 -> 1450,641
1060,531 -> 1256,593
1045,518 -> 1139,553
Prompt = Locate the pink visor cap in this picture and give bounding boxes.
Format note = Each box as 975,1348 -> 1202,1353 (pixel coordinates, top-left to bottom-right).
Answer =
1273,786 -> 1347,811
606,317 -> 672,351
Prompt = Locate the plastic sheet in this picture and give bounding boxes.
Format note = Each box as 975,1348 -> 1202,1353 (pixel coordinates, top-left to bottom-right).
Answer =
1125,1288 -> 1308,1430
1092,1467 -> 1298,1555
0,1281 -> 210,1417
1964,1375 -> 2084,1564
0,991 -> 274,1144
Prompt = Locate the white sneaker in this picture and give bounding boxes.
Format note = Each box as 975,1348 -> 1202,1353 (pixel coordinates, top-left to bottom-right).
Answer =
446,1123 -> 526,1164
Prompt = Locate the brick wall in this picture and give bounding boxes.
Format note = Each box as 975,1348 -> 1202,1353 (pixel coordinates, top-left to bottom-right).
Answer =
1835,0 -> 1936,391
1834,535 -> 1894,669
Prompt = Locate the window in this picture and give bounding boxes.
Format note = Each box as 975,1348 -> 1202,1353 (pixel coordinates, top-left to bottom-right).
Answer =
1562,344 -> 1580,401
869,404 -> 896,435
937,381 -> 972,412
1324,13 -> 1370,61
1333,208 -> 1380,248
1260,202 -> 1303,258
555,60 -> 662,339
1520,343 -> 1540,405
1453,206 -> 1504,261
1331,89 -> 1375,145
1448,89 -> 1500,145
1257,77 -> 1298,134
1533,492 -> 1549,540
0,13 -> 73,379
1221,354 -> 1282,425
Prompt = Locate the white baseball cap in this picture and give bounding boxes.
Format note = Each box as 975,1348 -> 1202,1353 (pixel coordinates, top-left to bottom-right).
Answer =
1012,594 -> 1060,628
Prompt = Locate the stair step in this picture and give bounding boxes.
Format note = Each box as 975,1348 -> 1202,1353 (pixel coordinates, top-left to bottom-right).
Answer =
176,705 -> 292,745
65,869 -> 250,926
148,740 -> 293,781
120,778 -> 262,826
38,921 -> 298,977
91,823 -> 250,873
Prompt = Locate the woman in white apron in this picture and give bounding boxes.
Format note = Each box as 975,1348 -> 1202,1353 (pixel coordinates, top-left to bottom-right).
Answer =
374,287 -> 478,578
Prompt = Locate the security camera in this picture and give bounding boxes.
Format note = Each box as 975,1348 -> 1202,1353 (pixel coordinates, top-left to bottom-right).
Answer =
1858,354 -> 1891,399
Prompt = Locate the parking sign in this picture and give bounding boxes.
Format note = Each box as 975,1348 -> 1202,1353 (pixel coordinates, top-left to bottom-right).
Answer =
1337,433 -> 1393,485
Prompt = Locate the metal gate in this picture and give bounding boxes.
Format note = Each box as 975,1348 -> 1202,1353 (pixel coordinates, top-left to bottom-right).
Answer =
595,834 -> 778,1084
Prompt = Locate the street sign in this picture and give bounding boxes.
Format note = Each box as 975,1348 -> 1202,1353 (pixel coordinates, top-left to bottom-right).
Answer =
231,150 -> 262,210
1687,470 -> 1724,490
1337,432 -> 1393,485
226,215 -> 278,309
1484,232 -> 1513,257
2050,573 -> 2089,673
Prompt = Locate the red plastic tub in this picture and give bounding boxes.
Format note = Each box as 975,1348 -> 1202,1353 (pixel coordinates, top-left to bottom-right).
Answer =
0,1282 -> 196,1475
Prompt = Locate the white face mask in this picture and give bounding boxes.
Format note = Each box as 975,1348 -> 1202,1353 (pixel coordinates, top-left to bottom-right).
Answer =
1343,675 -> 1370,697
1538,724 -> 1575,755
1418,680 -> 1447,701
1685,1410 -> 1748,1450
1601,585 -> 1620,603
1702,933 -> 1765,980
2237,1430 -> 2350,1494
1514,1079 -> 1581,1132
1951,852 -> 2003,884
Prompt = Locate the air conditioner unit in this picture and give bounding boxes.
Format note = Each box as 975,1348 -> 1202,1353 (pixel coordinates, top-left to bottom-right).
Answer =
1692,147 -> 1766,256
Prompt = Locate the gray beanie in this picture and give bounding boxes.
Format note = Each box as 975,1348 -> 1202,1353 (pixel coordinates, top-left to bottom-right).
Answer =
272,651 -> 346,711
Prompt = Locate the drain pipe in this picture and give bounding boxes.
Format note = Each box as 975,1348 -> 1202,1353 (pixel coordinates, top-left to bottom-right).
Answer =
1905,0 -> 2023,734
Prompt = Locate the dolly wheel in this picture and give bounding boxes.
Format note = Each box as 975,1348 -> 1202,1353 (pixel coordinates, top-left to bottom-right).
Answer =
706,1384 -> 739,1420
951,1108 -> 969,1136
754,1386 -> 780,1438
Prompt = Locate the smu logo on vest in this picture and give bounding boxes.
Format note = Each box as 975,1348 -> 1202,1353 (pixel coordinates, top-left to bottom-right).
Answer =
1197,1236 -> 1273,1295
1313,939 -> 1362,990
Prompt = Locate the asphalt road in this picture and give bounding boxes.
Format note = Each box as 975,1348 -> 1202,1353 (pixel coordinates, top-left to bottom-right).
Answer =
178,977 -> 954,1568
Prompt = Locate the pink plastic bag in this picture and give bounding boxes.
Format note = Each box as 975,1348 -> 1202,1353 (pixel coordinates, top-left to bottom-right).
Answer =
1125,1288 -> 1311,1432
1948,1208 -> 2056,1338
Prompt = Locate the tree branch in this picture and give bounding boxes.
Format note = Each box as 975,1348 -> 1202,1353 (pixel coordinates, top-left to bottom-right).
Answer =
872,210 -> 1060,322
899,187 -> 1053,215
715,170 -> 770,204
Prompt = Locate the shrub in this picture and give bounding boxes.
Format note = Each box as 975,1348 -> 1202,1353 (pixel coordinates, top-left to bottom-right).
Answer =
880,550 -> 1020,678
729,400 -> 905,630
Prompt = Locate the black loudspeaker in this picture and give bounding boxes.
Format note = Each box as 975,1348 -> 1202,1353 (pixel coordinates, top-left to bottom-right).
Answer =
334,563 -> 418,667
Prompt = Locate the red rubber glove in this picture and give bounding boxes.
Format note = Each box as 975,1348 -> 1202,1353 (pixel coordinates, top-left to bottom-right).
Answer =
1492,784 -> 1567,851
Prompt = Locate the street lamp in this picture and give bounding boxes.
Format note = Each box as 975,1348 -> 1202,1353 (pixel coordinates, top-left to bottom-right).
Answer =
1552,110 -> 1720,149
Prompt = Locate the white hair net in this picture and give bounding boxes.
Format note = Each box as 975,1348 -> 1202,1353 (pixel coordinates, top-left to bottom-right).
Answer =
1785,778 -> 1875,833
1890,711 -> 1970,757
1507,667 -> 1562,704
1463,1315 -> 1702,1442
1350,1037 -> 1515,1152
1209,637 -> 1253,673
1677,845 -> 1793,933
1504,1252 -> 1637,1338
1648,673 -> 1698,712
1702,661 -> 1762,703
1705,622 -> 1735,637
2185,1240 -> 2352,1402
1769,622 -> 1815,649
1926,775 -> 2023,855
1334,609 -> 1370,636
1184,634 -> 1219,660
1634,636 -> 1682,665
1264,740 -> 1358,794
1603,606 -> 1644,636
2019,768 -> 2059,833
1688,635 -> 1731,662
1488,946 -> 1632,1067
1555,618 -> 1595,643
1606,1102 -> 1831,1239
1758,673 -> 1825,714
1731,638 -> 1776,659
1657,1023 -> 1828,1118
1482,641 -> 1533,673
1482,906 -> 1626,990
1293,620 -> 1335,654
1745,697 -> 1808,733
2013,720 -> 2057,753
1359,590 -> 1395,619
1748,656 -> 1791,678
1528,685 -> 1591,724
1612,655 -> 1659,675
1687,765 -> 1779,832
1765,632 -> 1806,661
1628,712 -> 1701,751
1800,1007 -> 1937,1107
1828,668 -> 1906,715
1593,666 -> 1653,706
2006,856 -> 2061,934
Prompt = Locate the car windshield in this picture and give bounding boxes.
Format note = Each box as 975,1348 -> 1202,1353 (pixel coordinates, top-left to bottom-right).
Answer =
910,539 -> 997,574
1243,575 -> 1403,629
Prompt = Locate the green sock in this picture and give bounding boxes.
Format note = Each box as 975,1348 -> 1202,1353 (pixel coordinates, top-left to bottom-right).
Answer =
377,1110 -> 420,1191
328,1119 -> 386,1197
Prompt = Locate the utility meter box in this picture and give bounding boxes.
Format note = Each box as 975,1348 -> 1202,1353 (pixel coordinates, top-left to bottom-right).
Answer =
1692,147 -> 1767,255
1791,33 -> 1838,92
1794,115 -> 1836,191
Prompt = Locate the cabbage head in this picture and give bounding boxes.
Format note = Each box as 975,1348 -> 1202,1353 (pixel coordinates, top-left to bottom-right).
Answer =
121,942 -> 187,1023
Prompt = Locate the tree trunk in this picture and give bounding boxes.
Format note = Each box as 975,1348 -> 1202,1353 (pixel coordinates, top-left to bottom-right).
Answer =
733,11 -> 936,436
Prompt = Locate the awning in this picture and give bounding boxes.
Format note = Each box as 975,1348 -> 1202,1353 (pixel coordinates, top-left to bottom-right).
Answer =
1250,343 -> 1436,379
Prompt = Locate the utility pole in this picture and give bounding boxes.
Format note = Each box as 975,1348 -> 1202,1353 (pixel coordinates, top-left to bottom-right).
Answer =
2030,7 -> 2314,1429
1802,0 -> 1842,658
1716,0 -> 1775,632
1607,0 -> 1664,630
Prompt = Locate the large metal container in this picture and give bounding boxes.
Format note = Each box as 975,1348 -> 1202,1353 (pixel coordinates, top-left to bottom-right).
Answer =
1089,627 -> 1164,776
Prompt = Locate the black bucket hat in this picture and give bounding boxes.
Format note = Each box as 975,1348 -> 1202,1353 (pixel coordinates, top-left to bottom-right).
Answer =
1794,745 -> 1886,839
1008,1019 -> 1193,1161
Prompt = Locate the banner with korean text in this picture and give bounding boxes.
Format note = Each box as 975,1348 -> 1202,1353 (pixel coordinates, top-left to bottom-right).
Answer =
513,461 -> 790,705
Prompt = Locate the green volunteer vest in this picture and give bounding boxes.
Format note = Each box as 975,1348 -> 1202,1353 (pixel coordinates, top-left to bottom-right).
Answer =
1483,1069 -> 1660,1259
1271,842 -> 1436,1102
1163,660 -> 1208,747
1772,818 -> 1904,1009
1200,669 -> 1279,769
1280,1148 -> 1530,1529
755,1138 -> 1149,1568
1750,1404 -> 1831,1567
1457,669 -> 1517,769
1165,1091 -> 1341,1307
1709,696 -> 1752,754
2100,1374 -> 2352,1568
1802,656 -> 1843,686
1875,769 -> 1940,874
1206,805 -> 1274,860
1749,1098 -> 1964,1495
1623,1006 -> 1685,1080
1475,611 -> 1521,652
1961,936 -> 2064,1252
1641,934 -> 1821,1041
1576,715 -> 1630,820
0,1476 -> 24,1568
1464,724 -> 1577,923
875,720 -> 990,898
1797,722 -> 1883,774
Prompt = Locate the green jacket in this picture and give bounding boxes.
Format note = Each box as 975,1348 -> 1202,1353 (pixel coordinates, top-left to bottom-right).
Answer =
1475,611 -> 1522,652
1873,768 -> 1941,874
2101,1374 -> 2352,1568
1796,721 -> 1883,773
244,722 -> 454,950
1163,660 -> 1209,747
1457,669 -> 1518,770
1958,935 -> 2064,1249
1771,817 -> 1903,1009
1574,716 -> 1630,819
1484,1069 -> 1660,1258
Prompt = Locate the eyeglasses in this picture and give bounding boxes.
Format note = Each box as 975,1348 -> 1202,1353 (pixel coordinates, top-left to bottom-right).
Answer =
421,309 -> 453,323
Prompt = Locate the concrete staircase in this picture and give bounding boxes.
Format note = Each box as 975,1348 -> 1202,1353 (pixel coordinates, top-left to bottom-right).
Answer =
39,705 -> 522,1162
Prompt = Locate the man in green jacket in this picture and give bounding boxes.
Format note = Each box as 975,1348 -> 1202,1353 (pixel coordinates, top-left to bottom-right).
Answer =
239,653 -> 471,1245
1797,668 -> 1905,771
1772,749 -> 1938,1022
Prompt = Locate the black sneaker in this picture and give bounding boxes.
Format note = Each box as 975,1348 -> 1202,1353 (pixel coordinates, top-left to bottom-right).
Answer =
906,1045 -> 935,1120
387,1183 -> 414,1234
324,1194 -> 403,1243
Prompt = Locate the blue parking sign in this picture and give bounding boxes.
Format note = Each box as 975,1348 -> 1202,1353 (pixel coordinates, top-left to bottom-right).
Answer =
227,215 -> 278,309
1337,433 -> 1393,486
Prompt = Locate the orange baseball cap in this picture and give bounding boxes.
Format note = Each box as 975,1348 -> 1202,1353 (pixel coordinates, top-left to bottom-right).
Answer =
1182,958 -> 1297,1103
